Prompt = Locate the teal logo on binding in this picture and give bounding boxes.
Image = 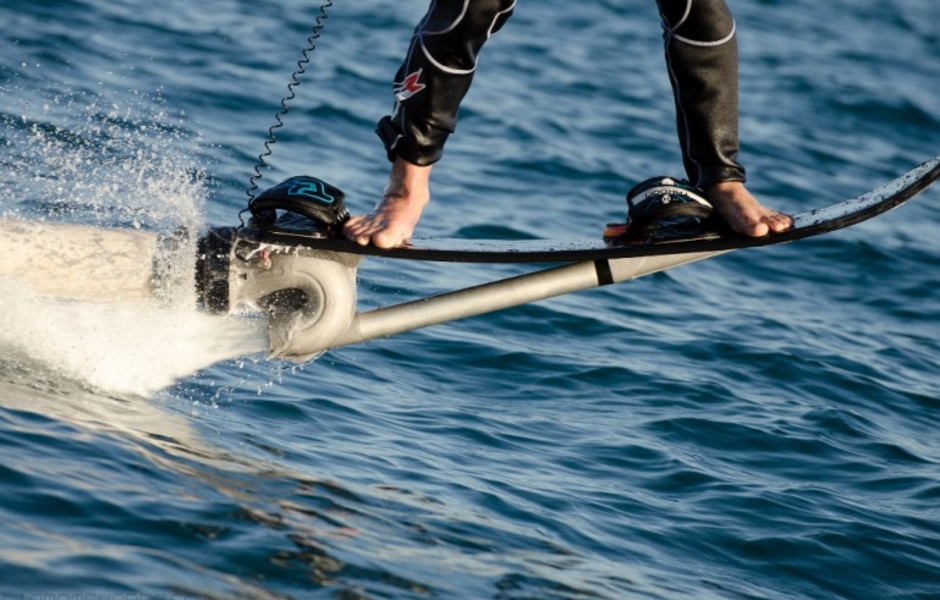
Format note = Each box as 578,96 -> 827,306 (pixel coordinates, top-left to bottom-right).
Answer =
288,179 -> 336,205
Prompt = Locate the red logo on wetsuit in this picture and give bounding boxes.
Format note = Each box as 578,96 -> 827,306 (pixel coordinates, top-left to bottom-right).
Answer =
394,69 -> 426,102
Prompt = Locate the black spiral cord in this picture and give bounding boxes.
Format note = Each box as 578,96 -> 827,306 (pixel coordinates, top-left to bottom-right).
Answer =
239,0 -> 334,226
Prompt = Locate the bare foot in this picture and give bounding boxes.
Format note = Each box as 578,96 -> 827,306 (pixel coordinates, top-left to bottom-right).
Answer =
707,181 -> 793,237
343,157 -> 432,248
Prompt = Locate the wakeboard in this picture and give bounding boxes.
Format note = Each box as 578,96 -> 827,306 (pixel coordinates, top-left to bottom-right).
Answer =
243,156 -> 939,264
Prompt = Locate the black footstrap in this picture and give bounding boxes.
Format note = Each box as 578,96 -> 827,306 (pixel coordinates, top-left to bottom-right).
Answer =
624,176 -> 715,240
248,176 -> 350,228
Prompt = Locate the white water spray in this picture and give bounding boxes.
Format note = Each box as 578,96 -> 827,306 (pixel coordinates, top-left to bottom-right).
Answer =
0,85 -> 269,396
0,279 -> 267,397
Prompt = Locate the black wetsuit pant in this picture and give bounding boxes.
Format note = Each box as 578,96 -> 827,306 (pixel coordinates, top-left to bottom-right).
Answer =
376,0 -> 745,189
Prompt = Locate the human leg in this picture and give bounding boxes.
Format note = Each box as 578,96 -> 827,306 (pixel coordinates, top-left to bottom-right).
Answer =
345,0 -> 516,247
656,0 -> 791,236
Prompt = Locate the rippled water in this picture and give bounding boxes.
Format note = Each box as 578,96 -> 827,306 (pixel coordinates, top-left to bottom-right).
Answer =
1,0 -> 939,598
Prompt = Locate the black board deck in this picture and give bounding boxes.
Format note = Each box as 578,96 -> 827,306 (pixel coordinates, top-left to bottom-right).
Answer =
250,156 -> 939,264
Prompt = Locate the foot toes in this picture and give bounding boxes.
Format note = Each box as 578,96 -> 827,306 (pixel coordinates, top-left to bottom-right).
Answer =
765,212 -> 793,233
372,228 -> 404,249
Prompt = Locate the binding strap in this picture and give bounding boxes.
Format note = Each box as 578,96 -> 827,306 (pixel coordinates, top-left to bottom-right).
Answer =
628,176 -> 713,226
248,175 -> 350,228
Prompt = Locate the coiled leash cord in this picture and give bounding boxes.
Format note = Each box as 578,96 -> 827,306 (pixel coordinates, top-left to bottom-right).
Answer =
239,1 -> 334,226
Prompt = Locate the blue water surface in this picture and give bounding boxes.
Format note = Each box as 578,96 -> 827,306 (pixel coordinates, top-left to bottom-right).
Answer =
1,0 -> 939,598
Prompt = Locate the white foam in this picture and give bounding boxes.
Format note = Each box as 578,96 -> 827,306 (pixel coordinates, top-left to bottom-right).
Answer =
0,278 -> 268,397
0,87 -> 277,396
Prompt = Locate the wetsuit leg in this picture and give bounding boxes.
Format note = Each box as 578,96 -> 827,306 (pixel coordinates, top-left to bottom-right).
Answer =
377,0 -> 516,166
656,0 -> 746,188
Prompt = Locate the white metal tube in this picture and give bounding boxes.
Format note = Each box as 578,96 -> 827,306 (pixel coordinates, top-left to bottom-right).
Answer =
328,249 -> 726,351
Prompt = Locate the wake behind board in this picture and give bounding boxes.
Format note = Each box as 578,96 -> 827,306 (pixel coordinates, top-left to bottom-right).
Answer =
243,156 -> 939,264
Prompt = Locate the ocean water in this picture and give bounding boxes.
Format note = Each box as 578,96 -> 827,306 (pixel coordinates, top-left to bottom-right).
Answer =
1,0 -> 939,598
